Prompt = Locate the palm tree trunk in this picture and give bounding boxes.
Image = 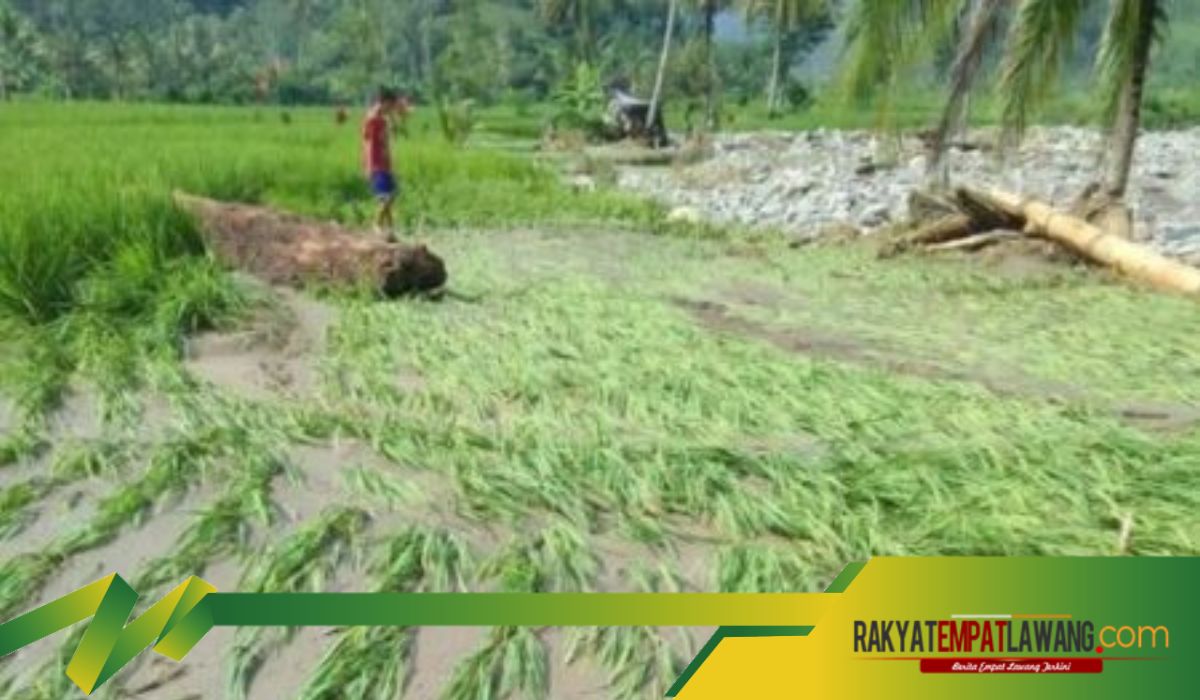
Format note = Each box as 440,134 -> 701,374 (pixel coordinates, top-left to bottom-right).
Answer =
766,25 -> 782,116
1104,0 -> 1159,199
928,0 -> 1004,176
703,0 -> 718,130
648,0 -> 679,131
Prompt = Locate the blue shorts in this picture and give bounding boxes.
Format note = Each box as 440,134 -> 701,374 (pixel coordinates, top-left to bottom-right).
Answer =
369,171 -> 398,199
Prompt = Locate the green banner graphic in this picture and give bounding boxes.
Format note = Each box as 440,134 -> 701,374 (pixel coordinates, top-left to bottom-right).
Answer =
0,574 -> 830,695
3,558 -> 1194,697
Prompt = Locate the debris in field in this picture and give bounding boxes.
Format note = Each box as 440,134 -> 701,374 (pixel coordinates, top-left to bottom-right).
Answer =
1117,513 -> 1135,555
567,174 -> 597,193
666,206 -> 702,225
959,187 -> 1200,295
878,213 -> 975,258
604,85 -> 670,148
878,185 -> 1200,297
924,230 -> 1021,253
174,193 -> 447,296
617,127 -> 1200,258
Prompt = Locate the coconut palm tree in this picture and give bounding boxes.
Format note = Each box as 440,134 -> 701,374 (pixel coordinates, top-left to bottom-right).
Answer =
742,0 -> 830,117
842,0 -> 1169,202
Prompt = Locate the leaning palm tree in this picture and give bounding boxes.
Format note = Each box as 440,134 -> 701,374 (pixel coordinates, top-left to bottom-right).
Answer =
743,0 -> 831,117
842,0 -> 1168,203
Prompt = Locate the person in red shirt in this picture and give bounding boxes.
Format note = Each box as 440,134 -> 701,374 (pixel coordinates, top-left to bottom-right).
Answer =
362,87 -> 410,239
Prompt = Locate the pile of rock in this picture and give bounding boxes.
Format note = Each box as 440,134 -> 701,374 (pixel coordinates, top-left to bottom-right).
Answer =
616,127 -> 1200,261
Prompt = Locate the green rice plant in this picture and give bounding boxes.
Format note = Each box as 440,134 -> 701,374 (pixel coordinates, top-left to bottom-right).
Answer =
55,434 -> 215,556
563,560 -> 691,700
0,430 -> 44,468
148,257 -> 249,340
340,465 -> 418,510
228,507 -> 370,700
716,543 -> 815,593
0,553 -> 61,619
63,313 -> 141,406
442,627 -> 548,700
48,440 -> 129,484
136,450 -> 284,591
0,479 -> 47,539
0,432 -> 218,618
298,527 -> 472,700
480,522 -> 598,593
374,526 -> 474,594
236,505 -> 369,594
298,627 -> 413,700
627,561 -> 687,594
565,626 -> 690,700
0,331 -> 71,420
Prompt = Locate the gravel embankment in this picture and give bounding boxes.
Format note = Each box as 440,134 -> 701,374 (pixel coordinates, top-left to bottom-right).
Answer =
617,127 -> 1200,261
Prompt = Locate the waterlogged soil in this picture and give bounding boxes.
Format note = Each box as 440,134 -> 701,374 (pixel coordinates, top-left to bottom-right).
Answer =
186,286 -> 334,402
673,295 -> 1200,433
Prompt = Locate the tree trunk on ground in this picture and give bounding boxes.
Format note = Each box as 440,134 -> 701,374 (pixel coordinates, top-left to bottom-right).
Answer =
879,214 -> 976,258
648,0 -> 678,133
703,0 -> 718,131
962,187 -> 1200,295
1103,0 -> 1158,199
175,193 -> 448,297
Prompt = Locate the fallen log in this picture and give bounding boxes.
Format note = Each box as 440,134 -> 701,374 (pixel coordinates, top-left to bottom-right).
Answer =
879,214 -> 975,258
925,230 -> 1020,253
960,187 -> 1200,296
174,193 -> 447,297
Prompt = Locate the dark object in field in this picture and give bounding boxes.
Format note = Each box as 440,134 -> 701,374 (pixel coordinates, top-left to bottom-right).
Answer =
335,107 -> 348,125
174,193 -> 447,297
604,86 -> 669,149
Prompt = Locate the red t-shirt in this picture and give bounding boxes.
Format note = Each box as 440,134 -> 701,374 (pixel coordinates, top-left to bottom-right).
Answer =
362,108 -> 391,174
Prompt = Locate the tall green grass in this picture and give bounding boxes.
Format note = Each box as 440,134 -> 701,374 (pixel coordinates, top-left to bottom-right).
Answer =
0,101 -> 661,424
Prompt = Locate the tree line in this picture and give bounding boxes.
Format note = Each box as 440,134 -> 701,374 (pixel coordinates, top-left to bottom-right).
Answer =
0,0 -> 832,111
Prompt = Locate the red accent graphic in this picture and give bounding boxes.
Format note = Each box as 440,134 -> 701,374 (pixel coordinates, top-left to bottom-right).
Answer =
920,658 -> 1103,674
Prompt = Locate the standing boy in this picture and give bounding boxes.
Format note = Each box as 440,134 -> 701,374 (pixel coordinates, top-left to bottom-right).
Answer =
362,87 -> 410,239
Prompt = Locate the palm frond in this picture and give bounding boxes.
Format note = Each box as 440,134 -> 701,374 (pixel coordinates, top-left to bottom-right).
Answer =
840,0 -> 968,106
998,0 -> 1091,147
1095,0 -> 1168,123
929,0 -> 1008,171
